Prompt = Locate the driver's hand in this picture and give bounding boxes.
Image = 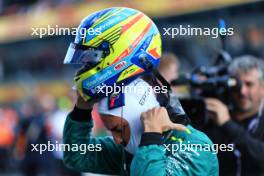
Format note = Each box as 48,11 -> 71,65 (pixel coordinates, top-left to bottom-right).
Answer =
141,107 -> 188,133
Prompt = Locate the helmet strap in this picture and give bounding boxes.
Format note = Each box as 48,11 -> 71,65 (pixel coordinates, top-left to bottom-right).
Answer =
120,106 -> 129,176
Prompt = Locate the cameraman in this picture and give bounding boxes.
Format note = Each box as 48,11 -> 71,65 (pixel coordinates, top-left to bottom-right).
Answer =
205,55 -> 264,175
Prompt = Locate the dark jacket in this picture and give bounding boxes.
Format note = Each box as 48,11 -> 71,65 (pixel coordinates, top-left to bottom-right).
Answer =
205,112 -> 264,176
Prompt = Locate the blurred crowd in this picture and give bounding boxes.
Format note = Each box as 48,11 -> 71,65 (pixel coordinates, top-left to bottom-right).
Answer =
228,25 -> 264,59
0,91 -> 106,175
0,0 -> 90,16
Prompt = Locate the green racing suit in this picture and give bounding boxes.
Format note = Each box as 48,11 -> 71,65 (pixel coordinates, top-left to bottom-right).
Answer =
63,107 -> 219,176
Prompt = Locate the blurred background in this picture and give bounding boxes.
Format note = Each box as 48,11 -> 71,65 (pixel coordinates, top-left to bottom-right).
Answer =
0,0 -> 264,175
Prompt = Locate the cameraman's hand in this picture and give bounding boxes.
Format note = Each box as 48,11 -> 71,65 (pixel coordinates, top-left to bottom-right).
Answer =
141,107 -> 187,133
205,98 -> 231,126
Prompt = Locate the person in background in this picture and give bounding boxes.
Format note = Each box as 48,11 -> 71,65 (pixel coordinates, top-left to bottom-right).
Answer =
158,52 -> 180,84
158,52 -> 188,97
205,55 -> 264,175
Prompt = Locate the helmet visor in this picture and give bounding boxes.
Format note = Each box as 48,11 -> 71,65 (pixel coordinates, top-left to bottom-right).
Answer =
63,43 -> 104,65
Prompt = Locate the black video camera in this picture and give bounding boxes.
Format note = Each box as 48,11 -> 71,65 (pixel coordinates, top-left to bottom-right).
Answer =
172,51 -> 241,129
